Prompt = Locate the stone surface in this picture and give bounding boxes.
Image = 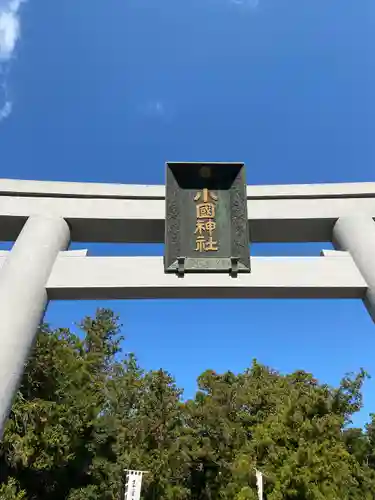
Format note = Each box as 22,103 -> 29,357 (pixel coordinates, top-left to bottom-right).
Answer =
0,195 -> 374,243
0,216 -> 70,439
333,217 -> 375,321
1,177 -> 375,199
45,254 -> 367,300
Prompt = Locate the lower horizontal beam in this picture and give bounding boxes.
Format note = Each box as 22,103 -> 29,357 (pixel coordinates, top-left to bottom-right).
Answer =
0,249 -> 88,271
45,255 -> 367,301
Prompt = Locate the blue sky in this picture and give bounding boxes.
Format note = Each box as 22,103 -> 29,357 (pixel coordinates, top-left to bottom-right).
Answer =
0,0 -> 374,426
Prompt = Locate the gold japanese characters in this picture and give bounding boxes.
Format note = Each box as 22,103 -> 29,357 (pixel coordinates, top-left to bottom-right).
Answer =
194,188 -> 219,252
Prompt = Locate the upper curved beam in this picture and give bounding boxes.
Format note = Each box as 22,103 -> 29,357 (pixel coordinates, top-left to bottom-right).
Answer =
0,178 -> 375,243
1,178 -> 375,200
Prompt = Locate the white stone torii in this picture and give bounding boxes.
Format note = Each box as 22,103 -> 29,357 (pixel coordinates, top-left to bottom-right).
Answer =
0,177 -> 375,438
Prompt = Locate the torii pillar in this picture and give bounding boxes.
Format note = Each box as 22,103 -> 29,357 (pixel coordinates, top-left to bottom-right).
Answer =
333,217 -> 375,322
0,216 -> 70,439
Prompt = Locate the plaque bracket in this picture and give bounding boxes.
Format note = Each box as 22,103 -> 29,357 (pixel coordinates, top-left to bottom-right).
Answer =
177,256 -> 186,278
230,257 -> 239,278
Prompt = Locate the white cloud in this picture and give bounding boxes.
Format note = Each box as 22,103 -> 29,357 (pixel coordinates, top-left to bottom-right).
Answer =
0,0 -> 26,121
139,99 -> 174,120
230,0 -> 259,8
138,98 -> 176,123
146,100 -> 166,116
0,0 -> 25,61
0,98 -> 11,120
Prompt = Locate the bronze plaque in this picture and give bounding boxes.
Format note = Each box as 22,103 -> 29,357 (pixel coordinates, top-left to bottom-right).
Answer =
164,162 -> 250,275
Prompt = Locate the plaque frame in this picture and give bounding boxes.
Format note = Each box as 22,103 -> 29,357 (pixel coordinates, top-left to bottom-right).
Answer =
164,162 -> 251,276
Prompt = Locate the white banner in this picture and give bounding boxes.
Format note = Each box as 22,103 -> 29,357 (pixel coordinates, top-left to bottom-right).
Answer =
255,469 -> 263,500
125,470 -> 143,500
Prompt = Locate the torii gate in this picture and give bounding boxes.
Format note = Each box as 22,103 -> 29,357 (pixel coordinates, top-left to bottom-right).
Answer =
0,172 -> 375,438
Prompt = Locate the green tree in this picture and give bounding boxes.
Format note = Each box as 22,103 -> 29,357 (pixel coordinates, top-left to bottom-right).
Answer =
366,414 -> 375,470
0,309 -> 122,500
182,362 -> 375,499
102,363 -> 189,499
1,311 -> 375,500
